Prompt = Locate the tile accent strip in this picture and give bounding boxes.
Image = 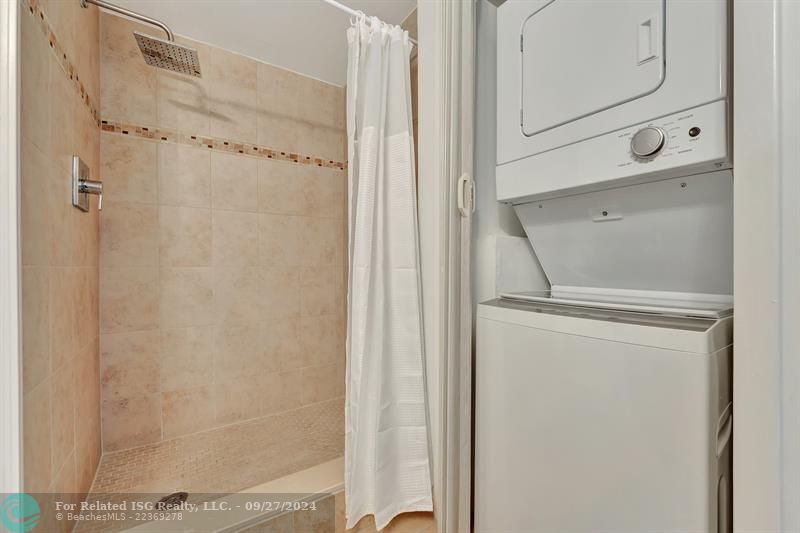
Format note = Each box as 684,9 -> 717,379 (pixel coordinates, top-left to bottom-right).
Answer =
100,119 -> 348,170
23,0 -> 101,125
22,0 -> 347,171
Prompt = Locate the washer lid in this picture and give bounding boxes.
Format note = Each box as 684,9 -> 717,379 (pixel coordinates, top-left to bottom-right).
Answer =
499,291 -> 732,319
513,170 -> 733,308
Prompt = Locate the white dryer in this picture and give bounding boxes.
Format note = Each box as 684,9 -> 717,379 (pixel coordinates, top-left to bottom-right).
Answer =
496,0 -> 730,202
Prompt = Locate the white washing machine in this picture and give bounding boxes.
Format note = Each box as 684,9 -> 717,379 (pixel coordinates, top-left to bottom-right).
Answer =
474,297 -> 732,533
474,169 -> 734,531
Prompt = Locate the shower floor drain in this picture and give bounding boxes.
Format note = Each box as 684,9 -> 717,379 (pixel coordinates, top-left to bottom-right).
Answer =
156,491 -> 188,510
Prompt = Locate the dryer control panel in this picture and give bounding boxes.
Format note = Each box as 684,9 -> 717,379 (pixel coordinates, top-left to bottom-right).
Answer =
618,107 -> 719,167
496,100 -> 730,204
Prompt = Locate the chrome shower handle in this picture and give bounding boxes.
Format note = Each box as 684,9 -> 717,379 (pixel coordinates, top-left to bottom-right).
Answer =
72,155 -> 103,212
79,179 -> 104,210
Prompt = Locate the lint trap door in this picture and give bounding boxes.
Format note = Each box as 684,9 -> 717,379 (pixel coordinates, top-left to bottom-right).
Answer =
521,0 -> 666,137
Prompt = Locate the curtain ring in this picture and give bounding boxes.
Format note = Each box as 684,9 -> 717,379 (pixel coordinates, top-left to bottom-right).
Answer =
349,10 -> 366,26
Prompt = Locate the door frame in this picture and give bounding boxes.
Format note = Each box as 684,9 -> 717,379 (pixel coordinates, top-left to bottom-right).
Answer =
733,0 -> 800,529
418,1 -> 475,531
0,0 -> 22,495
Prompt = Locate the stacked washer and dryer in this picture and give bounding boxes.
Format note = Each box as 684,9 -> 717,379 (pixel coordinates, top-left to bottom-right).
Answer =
475,1 -> 733,532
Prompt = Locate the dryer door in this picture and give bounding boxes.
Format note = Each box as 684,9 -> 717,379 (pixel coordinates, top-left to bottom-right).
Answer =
522,0 -> 665,136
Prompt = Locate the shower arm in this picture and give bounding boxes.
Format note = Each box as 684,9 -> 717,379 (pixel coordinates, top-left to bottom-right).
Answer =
79,0 -> 174,41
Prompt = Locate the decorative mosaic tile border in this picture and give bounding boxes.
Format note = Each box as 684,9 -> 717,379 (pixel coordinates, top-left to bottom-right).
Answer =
23,0 -> 346,171
100,119 -> 348,170
23,0 -> 101,125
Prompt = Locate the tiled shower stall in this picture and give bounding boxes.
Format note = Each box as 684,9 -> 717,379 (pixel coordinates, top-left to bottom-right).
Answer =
19,1 -> 430,531
96,12 -> 348,467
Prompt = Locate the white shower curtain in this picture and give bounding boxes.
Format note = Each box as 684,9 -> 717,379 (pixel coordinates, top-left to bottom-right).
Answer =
344,16 -> 433,531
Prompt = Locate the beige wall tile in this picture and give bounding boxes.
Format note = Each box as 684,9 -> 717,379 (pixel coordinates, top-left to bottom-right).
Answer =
101,58 -> 157,125
209,81 -> 258,144
100,330 -> 160,401
48,60 -> 77,174
295,166 -> 345,219
300,216 -> 344,266
258,214 -> 303,266
22,267 -> 50,392
49,268 -> 82,370
257,160 -> 302,215
260,370 -> 302,415
100,202 -> 159,267
160,327 -> 213,392
102,393 -> 162,451
99,15 -> 157,117
159,206 -> 212,267
213,266 -> 261,324
211,151 -> 258,212
20,140 -> 52,266
297,125 -> 346,164
42,0 -> 77,57
99,12 -> 152,63
158,67 -> 211,134
100,267 -> 159,334
20,10 -> 51,152
301,363 -> 344,405
93,11 -> 349,451
160,267 -> 214,328
23,380 -> 52,492
208,46 -> 257,91
162,386 -> 213,438
47,165 -> 77,267
51,364 -> 76,474
75,340 -> 101,452
212,211 -> 259,266
158,144 -> 211,208
297,77 -> 345,130
263,315 -> 302,372
21,0 -> 102,497
74,2 -> 100,106
261,265 -> 300,318
299,315 -> 343,368
214,378 -> 260,425
256,91 -> 299,153
213,321 -> 262,382
75,421 -> 101,498
101,133 -> 158,204
299,266 -> 341,318
77,267 -> 100,345
256,63 -> 300,152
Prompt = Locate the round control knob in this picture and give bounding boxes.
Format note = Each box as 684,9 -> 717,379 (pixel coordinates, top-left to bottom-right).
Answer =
630,127 -> 666,159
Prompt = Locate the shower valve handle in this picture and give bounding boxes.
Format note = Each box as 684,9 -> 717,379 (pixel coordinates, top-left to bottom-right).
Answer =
79,178 -> 104,210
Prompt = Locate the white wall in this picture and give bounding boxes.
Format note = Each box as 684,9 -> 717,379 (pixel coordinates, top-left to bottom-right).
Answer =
733,0 -> 800,530
472,0 -> 547,306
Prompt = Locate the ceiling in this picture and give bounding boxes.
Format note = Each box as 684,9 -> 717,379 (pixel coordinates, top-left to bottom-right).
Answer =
110,0 -> 417,86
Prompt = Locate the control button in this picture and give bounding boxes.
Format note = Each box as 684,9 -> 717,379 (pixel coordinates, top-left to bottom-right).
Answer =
630,127 -> 666,158
689,126 -> 701,137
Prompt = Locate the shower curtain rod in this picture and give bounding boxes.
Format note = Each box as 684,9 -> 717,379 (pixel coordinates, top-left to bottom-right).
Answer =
321,0 -> 418,46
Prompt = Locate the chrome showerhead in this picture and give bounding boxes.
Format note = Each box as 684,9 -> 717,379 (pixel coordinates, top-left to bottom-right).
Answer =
134,32 -> 202,77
